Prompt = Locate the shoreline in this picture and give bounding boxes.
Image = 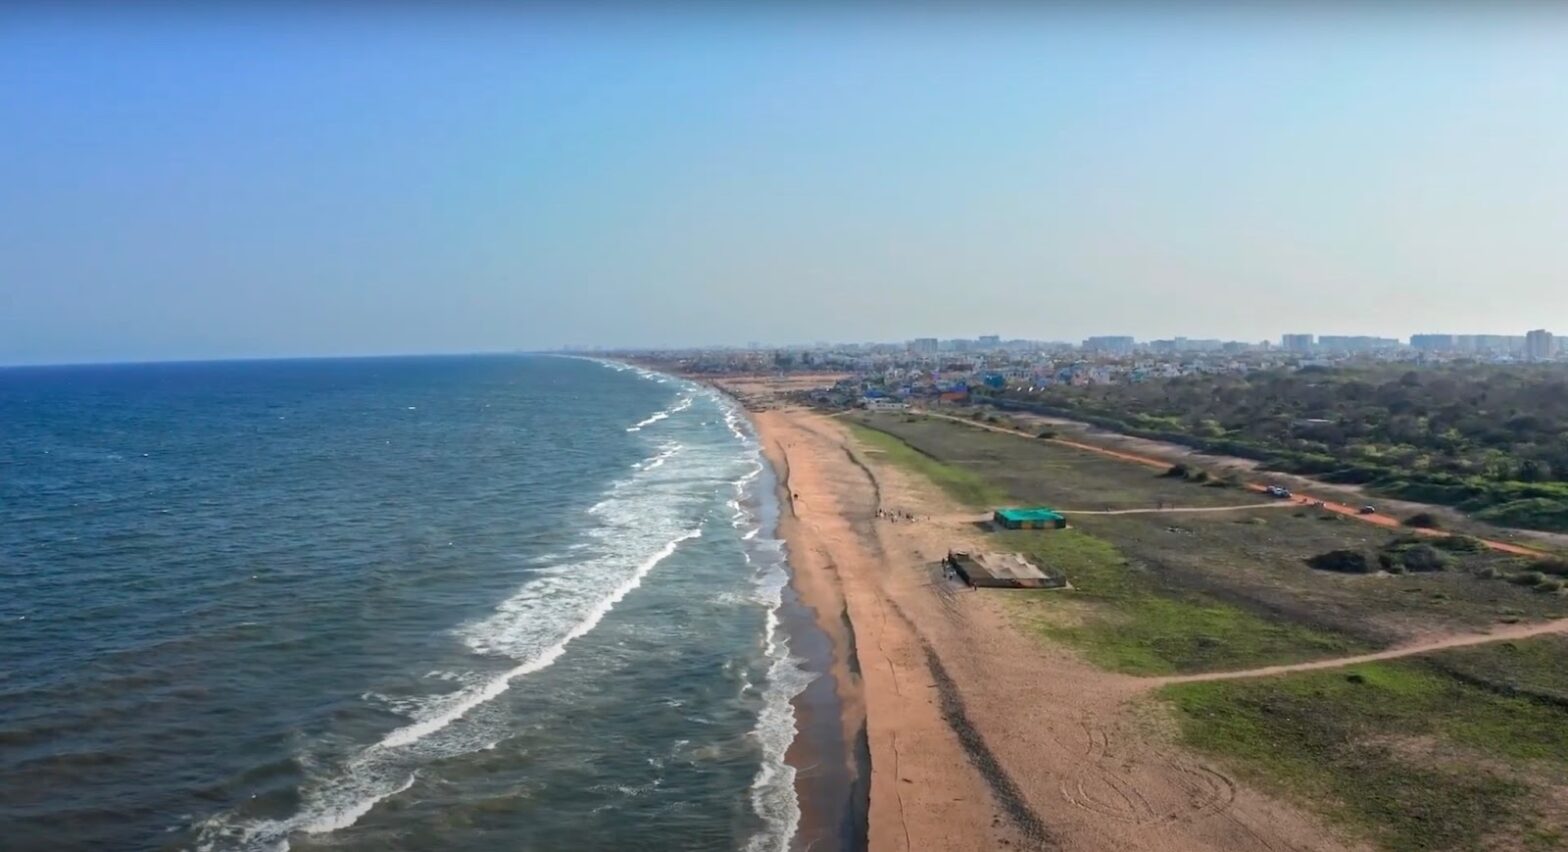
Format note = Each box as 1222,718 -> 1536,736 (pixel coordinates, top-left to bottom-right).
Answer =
606,357 -> 865,851
704,379 -> 1361,852
764,427 -> 872,852
739,386 -> 871,852
606,357 -> 864,851
621,366 -> 1566,851
679,365 -> 869,852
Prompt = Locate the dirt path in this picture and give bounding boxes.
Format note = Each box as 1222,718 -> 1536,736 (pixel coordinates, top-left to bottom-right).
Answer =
1063,503 -> 1294,516
930,504 -> 1294,525
1149,617 -> 1568,686
917,411 -> 1549,559
755,403 -> 1362,852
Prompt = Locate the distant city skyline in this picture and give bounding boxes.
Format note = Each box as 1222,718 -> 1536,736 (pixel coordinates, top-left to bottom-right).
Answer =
3,324 -> 1562,367
4,6 -> 1568,365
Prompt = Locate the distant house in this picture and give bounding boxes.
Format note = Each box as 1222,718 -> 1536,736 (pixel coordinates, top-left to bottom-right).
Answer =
862,397 -> 908,411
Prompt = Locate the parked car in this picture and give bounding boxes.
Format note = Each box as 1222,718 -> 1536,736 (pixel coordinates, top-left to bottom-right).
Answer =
1359,505 -> 1377,515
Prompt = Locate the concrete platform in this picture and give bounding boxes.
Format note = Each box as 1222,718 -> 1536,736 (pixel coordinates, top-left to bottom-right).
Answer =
945,550 -> 1067,590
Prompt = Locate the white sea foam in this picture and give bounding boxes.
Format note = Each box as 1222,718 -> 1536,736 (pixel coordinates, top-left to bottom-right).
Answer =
626,411 -> 669,432
716,396 -> 812,852
199,361 -> 805,852
198,518 -> 705,851
299,773 -> 417,835
386,528 -> 700,748
743,538 -> 812,852
634,442 -> 682,471
626,395 -> 693,432
196,375 -> 723,850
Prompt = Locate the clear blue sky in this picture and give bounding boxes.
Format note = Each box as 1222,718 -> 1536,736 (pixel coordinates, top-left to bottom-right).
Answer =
4,6 -> 1567,364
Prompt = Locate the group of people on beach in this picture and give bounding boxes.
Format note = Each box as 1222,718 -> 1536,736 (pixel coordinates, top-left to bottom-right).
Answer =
875,508 -> 925,523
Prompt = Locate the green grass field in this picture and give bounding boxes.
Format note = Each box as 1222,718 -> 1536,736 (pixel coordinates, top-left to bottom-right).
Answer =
847,409 -> 1568,851
1164,641 -> 1568,851
1003,528 -> 1361,674
852,412 -> 1568,640
845,421 -> 1006,508
850,412 -> 1257,510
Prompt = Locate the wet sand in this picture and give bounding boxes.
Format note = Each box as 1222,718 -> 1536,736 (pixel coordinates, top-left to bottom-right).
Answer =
778,536 -> 869,852
733,393 -> 1363,852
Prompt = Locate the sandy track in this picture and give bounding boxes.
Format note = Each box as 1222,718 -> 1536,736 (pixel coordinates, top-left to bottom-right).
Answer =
930,504 -> 1293,526
1060,503 -> 1293,516
753,404 -> 1362,852
1152,616 -> 1568,686
918,411 -> 1549,558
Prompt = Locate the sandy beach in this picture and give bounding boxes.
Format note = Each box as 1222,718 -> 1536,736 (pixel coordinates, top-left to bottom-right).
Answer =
714,378 -> 1361,852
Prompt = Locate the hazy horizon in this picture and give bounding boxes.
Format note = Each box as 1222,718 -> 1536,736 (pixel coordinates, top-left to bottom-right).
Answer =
4,6 -> 1567,366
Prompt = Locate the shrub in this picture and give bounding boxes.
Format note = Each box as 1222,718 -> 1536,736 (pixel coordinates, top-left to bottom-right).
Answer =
1404,512 -> 1442,529
1475,498 -> 1568,534
1434,535 -> 1487,554
1510,571 -> 1546,587
1164,463 -> 1190,479
1537,559 -> 1568,577
1401,544 -> 1450,573
1191,470 -> 1210,483
1308,549 -> 1373,574
1473,566 -> 1500,579
1537,578 -> 1565,593
1036,429 -> 1057,439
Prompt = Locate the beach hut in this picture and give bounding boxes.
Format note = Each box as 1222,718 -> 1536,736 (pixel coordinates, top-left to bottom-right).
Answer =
992,507 -> 1067,530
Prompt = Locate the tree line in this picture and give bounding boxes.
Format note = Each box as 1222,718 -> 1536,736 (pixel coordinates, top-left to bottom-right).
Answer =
981,364 -> 1568,533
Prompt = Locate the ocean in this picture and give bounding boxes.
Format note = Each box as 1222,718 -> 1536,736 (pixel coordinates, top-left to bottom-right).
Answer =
0,355 -> 815,851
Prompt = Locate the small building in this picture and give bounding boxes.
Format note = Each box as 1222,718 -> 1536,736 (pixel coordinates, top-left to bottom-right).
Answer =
992,507 -> 1067,530
945,550 -> 1067,589
862,397 -> 908,412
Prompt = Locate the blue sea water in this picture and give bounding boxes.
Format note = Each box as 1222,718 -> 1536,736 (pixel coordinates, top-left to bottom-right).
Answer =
0,355 -> 809,851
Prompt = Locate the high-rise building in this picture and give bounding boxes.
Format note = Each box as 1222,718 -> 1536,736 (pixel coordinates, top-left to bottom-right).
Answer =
1281,334 -> 1315,353
1317,335 -> 1400,353
1410,334 -> 1457,352
1472,334 -> 1525,355
1526,329 -> 1556,361
977,335 -> 1001,350
1082,336 -> 1136,354
909,337 -> 939,354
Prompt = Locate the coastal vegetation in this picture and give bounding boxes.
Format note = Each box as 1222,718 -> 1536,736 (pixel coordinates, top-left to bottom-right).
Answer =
846,409 -> 1568,851
848,413 -> 1250,511
845,422 -> 1004,508
1005,528 -> 1359,674
1163,638 -> 1568,851
981,363 -> 1568,532
851,412 -> 1568,634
